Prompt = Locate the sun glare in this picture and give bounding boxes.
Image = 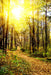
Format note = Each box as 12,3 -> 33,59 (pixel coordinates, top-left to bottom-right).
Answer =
12,6 -> 24,20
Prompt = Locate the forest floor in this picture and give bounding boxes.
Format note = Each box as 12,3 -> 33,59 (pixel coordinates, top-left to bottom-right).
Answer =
8,46 -> 51,75
0,46 -> 51,75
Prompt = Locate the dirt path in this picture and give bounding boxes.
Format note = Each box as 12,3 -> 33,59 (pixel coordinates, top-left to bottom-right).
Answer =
8,46 -> 51,75
11,49 -> 51,75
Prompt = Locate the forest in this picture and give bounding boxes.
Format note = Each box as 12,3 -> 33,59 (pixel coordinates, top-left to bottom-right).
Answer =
0,0 -> 51,75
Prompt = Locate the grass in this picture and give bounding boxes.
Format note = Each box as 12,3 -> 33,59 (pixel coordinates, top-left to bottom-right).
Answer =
0,50 -> 32,75
28,53 -> 51,63
23,50 -> 51,63
10,48 -> 17,51
35,57 -> 51,63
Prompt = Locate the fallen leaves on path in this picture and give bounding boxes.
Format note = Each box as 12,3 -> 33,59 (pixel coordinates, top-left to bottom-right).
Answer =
11,50 -> 51,75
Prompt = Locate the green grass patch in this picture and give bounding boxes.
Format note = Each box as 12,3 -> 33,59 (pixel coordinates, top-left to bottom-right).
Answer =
0,51 -> 32,75
10,48 -> 17,51
35,57 -> 51,63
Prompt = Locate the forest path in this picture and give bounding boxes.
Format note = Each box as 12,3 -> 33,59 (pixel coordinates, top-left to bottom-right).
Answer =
8,47 -> 51,75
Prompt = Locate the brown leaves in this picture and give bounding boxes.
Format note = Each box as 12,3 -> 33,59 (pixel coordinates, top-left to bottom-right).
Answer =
14,50 -> 51,75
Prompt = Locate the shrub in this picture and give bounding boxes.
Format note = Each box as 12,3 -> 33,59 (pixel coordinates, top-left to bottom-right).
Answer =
30,51 -> 44,57
11,48 -> 17,51
0,66 -> 9,75
21,48 -> 25,52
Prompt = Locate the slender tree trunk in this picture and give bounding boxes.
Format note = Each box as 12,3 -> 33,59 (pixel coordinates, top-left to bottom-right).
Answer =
32,10 -> 36,53
45,1 -> 48,56
11,27 -> 13,49
32,17 -> 36,53
31,0 -> 36,53
14,31 -> 17,49
41,21 -> 44,48
5,0 -> 10,52
8,39 -> 9,49
2,0 -> 5,53
29,24 -> 32,53
37,9 -> 39,50
5,21 -> 8,49
21,34 -> 22,47
3,25 -> 5,53
24,33 -> 25,49
32,21 -> 36,53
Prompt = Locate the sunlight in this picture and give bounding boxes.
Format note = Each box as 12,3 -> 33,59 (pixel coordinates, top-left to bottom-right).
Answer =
12,6 -> 24,20
5,12 -> 8,19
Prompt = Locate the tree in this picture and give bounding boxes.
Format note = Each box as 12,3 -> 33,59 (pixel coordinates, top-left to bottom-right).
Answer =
37,9 -> 39,50
5,0 -> 10,51
29,20 -> 32,53
14,30 -> 17,49
41,20 -> 44,48
45,0 -> 48,56
1,0 -> 5,53
10,27 -> 13,49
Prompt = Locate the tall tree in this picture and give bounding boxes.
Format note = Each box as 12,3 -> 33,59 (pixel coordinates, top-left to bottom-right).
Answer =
14,30 -> 17,49
41,20 -> 44,48
5,0 -> 10,51
29,21 -> 32,53
10,27 -> 13,49
31,0 -> 36,53
1,0 -> 5,53
45,0 -> 48,56
37,9 -> 39,50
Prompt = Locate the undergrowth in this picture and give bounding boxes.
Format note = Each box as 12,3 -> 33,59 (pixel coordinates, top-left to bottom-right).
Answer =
0,50 -> 32,75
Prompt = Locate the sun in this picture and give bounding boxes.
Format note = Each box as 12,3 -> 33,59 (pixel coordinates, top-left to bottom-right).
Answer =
12,6 -> 24,20
12,8 -> 20,19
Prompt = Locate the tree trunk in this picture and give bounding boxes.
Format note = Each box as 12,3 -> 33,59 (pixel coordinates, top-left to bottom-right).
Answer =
29,24 -> 32,53
5,0 -> 10,52
11,27 -> 13,49
21,34 -> 22,47
37,9 -> 39,50
14,31 -> 17,49
24,33 -> 25,49
2,0 -> 5,53
41,21 -> 44,48
5,22 -> 8,49
3,25 -> 5,53
31,0 -> 36,53
32,17 -> 36,53
45,1 -> 48,56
